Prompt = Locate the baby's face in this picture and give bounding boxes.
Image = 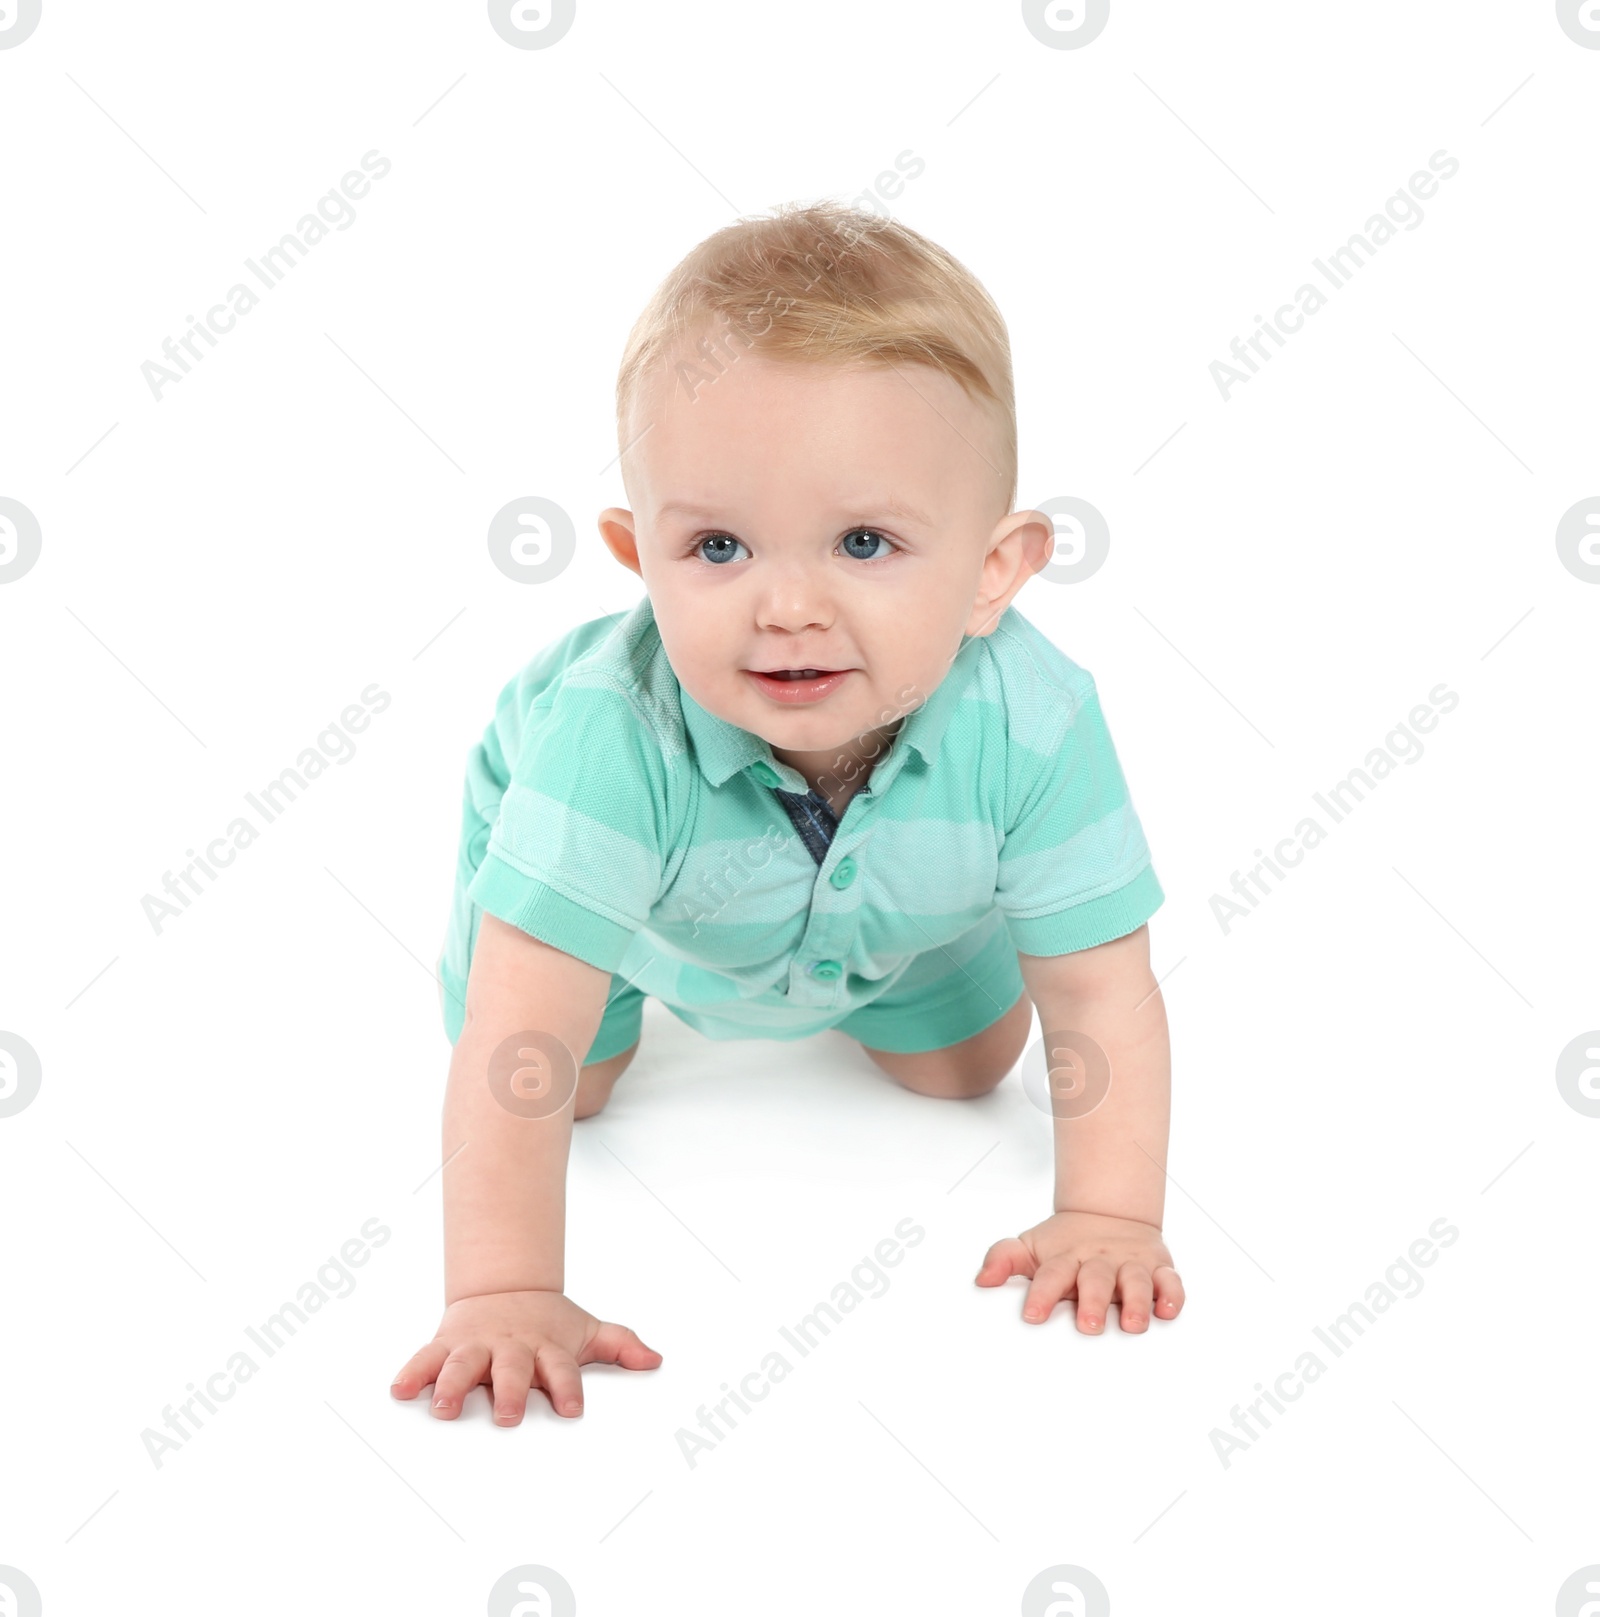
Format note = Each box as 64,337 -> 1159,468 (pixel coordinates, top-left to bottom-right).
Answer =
601,343 -> 1045,773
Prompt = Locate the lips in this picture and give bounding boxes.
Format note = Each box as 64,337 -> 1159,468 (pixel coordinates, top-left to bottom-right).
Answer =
745,667 -> 853,705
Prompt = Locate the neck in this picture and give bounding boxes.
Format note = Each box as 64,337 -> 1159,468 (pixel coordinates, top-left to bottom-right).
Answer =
773,718 -> 904,808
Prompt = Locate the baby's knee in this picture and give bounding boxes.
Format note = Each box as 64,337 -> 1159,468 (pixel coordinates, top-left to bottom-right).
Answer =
863,1045 -> 1011,1100
863,992 -> 1031,1099
895,1060 -> 1010,1100
574,1039 -> 640,1118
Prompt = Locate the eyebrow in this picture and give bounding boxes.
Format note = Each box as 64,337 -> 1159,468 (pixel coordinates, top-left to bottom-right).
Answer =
655,497 -> 933,527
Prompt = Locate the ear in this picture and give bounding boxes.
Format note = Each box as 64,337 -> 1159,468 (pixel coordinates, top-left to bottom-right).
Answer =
965,508 -> 1056,638
598,507 -> 642,576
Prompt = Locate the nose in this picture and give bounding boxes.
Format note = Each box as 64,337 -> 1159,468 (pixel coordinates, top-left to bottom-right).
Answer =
753,556 -> 833,635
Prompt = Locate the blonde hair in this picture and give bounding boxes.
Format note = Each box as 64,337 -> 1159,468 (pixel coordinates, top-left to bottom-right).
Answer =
615,201 -> 1017,512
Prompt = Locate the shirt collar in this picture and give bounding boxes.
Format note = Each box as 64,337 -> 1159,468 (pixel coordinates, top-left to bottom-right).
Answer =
677,624 -> 987,795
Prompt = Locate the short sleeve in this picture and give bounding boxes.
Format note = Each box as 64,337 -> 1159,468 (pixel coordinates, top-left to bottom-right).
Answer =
994,674 -> 1164,955
466,681 -> 672,974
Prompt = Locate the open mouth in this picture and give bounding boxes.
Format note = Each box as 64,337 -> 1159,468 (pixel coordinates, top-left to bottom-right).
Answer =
745,667 -> 852,703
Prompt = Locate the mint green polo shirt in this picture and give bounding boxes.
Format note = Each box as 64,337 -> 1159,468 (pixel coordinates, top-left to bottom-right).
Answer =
437,593 -> 1163,1049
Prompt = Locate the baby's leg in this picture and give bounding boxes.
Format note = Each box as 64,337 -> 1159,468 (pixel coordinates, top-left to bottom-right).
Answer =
858,991 -> 1031,1100
574,1039 -> 640,1118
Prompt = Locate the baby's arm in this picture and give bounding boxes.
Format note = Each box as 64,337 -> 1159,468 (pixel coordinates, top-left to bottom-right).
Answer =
390,913 -> 662,1423
975,924 -> 1186,1333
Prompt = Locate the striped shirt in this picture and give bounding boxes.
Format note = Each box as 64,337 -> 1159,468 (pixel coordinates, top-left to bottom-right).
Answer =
438,592 -> 1163,1045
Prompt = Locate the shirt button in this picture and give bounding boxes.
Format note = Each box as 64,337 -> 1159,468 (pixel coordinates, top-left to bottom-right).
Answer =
830,856 -> 856,889
810,959 -> 842,980
751,762 -> 780,787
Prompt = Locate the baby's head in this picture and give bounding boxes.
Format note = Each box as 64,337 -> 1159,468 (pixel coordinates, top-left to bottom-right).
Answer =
599,202 -> 1051,779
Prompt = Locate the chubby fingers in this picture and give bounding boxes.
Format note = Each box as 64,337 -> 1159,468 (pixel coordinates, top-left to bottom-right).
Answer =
430,1342 -> 491,1418
1022,1257 -> 1081,1323
533,1345 -> 587,1419
490,1342 -> 537,1426
985,1245 -> 1185,1332
974,1236 -> 1036,1287
1066,1258 -> 1119,1333
1116,1263 -> 1155,1332
580,1321 -> 664,1372
390,1341 -> 451,1402
1152,1264 -> 1186,1320
1023,1258 -> 1133,1332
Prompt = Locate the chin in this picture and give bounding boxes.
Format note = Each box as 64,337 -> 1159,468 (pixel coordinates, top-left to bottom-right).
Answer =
761,713 -> 866,746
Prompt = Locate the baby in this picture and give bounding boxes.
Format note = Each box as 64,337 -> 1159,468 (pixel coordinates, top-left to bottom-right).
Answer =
392,201 -> 1185,1426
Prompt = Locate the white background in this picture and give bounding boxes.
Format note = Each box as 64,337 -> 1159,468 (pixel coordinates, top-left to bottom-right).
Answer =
1,2 -> 1596,1612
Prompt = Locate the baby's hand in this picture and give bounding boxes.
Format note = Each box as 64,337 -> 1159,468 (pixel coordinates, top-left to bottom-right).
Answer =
975,1211 -> 1185,1334
390,1289 -> 663,1424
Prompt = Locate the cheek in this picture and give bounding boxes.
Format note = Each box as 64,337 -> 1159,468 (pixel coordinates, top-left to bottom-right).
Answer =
855,580 -> 953,647
660,620 -> 729,688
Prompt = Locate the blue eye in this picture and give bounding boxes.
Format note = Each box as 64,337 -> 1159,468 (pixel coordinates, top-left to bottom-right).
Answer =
690,528 -> 899,565
696,534 -> 750,565
839,527 -> 896,561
